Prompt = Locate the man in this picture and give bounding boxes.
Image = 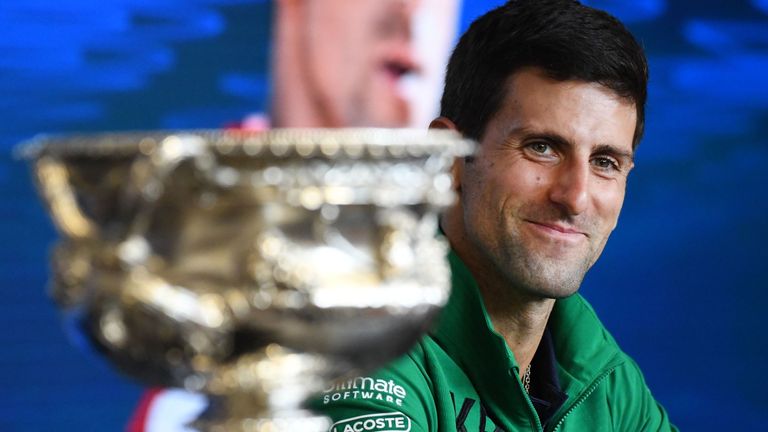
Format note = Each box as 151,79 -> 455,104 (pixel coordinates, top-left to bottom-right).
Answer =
315,1 -> 676,430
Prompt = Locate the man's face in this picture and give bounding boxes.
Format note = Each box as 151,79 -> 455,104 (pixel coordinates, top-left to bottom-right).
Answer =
458,68 -> 637,299
301,0 -> 458,127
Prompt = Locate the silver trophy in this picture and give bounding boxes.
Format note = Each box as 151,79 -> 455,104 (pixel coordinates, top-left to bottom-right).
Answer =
19,129 -> 472,431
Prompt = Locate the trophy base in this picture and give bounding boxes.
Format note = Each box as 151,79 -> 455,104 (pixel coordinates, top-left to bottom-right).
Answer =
191,407 -> 331,432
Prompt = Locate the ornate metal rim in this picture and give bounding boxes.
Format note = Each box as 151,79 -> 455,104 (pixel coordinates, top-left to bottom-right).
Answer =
15,128 -> 474,160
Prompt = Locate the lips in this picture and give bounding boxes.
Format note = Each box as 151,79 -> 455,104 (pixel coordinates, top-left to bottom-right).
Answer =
525,220 -> 588,240
380,60 -> 418,90
379,44 -> 420,82
382,59 -> 416,79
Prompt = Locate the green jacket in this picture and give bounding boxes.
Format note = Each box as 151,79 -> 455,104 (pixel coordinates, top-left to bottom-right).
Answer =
314,250 -> 677,431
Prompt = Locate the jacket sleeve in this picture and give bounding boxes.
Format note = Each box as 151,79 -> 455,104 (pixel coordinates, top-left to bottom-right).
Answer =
608,357 -> 678,432
309,345 -> 436,432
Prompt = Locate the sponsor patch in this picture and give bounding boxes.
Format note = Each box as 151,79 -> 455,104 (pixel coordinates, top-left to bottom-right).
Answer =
330,412 -> 412,432
323,377 -> 407,407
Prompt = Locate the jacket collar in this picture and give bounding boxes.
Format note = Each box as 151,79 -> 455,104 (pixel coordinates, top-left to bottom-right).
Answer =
430,249 -> 625,425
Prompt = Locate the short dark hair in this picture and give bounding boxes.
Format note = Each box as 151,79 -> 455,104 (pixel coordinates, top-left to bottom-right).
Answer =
440,0 -> 648,149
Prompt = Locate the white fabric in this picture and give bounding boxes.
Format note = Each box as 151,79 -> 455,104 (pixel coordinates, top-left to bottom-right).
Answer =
145,389 -> 208,432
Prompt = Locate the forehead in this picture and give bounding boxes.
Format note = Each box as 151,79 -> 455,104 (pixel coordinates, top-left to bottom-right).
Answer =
491,68 -> 637,152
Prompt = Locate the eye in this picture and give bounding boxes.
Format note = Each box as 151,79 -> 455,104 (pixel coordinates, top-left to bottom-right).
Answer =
591,156 -> 620,171
526,141 -> 552,155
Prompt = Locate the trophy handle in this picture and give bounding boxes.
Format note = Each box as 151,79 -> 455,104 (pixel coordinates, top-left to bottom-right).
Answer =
118,135 -> 218,265
34,156 -> 98,240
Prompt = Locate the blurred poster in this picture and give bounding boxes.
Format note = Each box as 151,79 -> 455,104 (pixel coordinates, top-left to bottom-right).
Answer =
264,0 -> 462,129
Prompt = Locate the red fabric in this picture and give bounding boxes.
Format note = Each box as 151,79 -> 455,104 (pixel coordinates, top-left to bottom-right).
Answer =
224,113 -> 270,131
125,388 -> 164,432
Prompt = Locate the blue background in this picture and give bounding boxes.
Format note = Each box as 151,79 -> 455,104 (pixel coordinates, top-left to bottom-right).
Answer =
1,0 -> 766,430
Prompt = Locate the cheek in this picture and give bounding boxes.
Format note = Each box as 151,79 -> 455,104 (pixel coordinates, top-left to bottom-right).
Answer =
593,183 -> 626,229
497,163 -> 550,203
462,156 -> 544,213
460,168 -> 500,221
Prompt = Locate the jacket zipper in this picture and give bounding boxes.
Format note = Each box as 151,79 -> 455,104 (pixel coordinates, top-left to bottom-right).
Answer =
549,366 -> 618,432
513,365 -> 544,432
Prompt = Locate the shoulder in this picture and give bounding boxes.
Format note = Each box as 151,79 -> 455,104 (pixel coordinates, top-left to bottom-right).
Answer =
605,355 -> 675,429
553,295 -> 677,430
312,340 -> 438,432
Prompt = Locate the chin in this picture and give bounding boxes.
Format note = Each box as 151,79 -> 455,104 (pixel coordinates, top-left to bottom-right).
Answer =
536,285 -> 581,300
368,99 -> 409,127
508,263 -> 587,300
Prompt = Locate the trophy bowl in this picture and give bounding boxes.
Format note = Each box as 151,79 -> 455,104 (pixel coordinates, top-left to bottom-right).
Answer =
18,129 -> 473,431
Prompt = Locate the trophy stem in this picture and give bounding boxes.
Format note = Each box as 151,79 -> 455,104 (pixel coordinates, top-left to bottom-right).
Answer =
191,400 -> 331,432
190,344 -> 332,432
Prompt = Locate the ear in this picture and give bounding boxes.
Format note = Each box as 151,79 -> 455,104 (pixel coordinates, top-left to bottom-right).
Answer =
429,117 -> 464,193
450,149 -> 465,193
429,116 -> 458,131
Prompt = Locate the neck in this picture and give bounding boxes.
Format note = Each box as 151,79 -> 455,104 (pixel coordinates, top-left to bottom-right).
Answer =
442,210 -> 554,379
479,279 -> 554,379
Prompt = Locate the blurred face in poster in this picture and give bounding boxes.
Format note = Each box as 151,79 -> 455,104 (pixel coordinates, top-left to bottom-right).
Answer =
273,0 -> 460,128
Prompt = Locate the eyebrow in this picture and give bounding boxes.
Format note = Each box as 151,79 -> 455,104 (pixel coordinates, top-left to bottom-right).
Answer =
509,126 -> 635,163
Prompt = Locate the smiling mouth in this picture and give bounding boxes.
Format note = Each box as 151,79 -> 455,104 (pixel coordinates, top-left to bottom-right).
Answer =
525,220 -> 588,239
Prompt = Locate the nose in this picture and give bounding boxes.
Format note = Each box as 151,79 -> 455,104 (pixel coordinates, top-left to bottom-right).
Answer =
548,159 -> 589,216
